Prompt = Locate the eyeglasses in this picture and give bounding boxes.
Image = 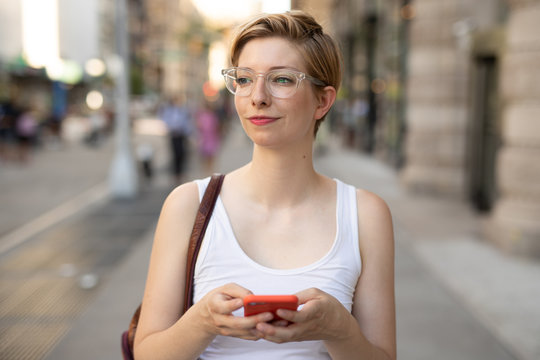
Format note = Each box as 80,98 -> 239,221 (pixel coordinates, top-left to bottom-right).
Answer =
221,67 -> 326,99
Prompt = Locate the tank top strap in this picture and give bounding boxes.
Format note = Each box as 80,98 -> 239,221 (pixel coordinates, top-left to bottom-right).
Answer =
335,178 -> 361,274
194,176 -> 212,202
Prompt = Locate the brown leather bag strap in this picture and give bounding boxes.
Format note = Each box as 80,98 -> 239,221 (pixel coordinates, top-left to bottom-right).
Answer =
183,173 -> 225,313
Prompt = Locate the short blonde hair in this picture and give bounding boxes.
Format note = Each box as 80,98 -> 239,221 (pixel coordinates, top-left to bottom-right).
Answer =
229,10 -> 342,135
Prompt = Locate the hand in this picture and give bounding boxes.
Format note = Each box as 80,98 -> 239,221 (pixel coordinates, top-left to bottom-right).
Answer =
194,283 -> 274,341
254,288 -> 353,344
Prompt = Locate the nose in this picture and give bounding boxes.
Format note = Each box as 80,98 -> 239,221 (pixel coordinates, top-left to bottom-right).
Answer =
250,74 -> 271,107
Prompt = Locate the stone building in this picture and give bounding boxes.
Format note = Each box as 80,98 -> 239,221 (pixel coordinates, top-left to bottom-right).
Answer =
402,0 -> 540,257
132,0 -> 216,103
486,0 -> 540,256
292,0 -> 540,257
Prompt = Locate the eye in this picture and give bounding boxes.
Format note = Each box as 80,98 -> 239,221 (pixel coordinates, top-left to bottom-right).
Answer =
234,69 -> 255,86
270,72 -> 296,86
235,75 -> 252,87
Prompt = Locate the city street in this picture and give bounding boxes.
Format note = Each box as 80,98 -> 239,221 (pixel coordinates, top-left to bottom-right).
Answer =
1,120 -> 539,360
2,1 -> 540,359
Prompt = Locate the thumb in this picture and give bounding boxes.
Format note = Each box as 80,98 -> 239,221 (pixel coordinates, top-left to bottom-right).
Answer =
294,288 -> 321,305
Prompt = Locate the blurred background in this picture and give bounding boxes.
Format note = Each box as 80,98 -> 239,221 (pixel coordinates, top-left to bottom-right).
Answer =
0,0 -> 539,359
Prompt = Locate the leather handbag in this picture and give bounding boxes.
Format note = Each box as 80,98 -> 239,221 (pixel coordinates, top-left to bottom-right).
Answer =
121,174 -> 225,360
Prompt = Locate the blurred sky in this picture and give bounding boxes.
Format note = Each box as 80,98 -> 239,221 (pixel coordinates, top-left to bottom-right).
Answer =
193,0 -> 291,26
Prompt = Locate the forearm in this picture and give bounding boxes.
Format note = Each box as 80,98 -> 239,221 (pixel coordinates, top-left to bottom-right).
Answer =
134,308 -> 214,360
324,316 -> 395,360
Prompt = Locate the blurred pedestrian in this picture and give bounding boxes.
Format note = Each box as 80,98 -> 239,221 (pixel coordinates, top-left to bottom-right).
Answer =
47,81 -> 67,148
340,97 -> 368,149
46,112 -> 64,148
136,142 -> 154,181
195,100 -> 221,175
159,96 -> 193,184
85,111 -> 106,147
135,10 -> 395,360
15,106 -> 38,163
0,98 -> 19,162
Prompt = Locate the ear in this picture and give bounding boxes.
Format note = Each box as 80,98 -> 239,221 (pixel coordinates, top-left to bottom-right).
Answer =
314,86 -> 337,120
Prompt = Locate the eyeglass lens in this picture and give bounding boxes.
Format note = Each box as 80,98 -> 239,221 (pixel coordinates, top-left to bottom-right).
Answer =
225,69 -> 301,98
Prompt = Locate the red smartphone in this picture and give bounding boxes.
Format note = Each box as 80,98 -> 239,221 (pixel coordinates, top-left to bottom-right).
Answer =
243,294 -> 299,320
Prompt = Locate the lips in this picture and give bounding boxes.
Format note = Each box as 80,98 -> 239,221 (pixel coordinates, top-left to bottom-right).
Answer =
248,116 -> 279,126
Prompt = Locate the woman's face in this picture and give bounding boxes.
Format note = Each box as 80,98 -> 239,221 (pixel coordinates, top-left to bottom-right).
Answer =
234,37 -> 321,149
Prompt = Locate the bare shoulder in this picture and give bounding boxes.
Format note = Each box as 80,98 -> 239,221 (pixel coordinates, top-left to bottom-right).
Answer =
154,181 -> 200,247
355,189 -> 394,258
356,189 -> 392,221
355,188 -> 392,226
162,181 -> 200,215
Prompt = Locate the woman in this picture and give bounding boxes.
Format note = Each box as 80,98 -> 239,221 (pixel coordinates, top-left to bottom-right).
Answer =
195,101 -> 221,176
134,10 -> 395,360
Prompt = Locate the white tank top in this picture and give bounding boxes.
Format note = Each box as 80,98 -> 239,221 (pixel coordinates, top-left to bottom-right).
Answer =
193,177 -> 362,360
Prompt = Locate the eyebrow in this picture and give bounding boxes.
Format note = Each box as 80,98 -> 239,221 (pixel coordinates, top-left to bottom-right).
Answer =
237,66 -> 304,72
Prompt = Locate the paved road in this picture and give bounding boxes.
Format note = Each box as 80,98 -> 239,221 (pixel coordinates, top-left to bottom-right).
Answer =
2,120 -> 538,360
0,125 -> 171,360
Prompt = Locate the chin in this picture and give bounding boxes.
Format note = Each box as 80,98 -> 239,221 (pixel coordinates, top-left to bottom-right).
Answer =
249,134 -> 282,148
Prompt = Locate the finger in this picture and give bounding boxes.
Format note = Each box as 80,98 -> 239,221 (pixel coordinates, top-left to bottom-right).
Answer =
270,319 -> 289,327
256,322 -> 295,344
216,323 -> 261,340
275,308 -> 306,323
222,297 -> 244,313
210,284 -> 253,314
294,288 -> 321,305
248,311 -> 274,324
214,312 -> 273,339
216,311 -> 273,330
221,283 -> 253,300
239,333 -> 263,341
208,293 -> 240,315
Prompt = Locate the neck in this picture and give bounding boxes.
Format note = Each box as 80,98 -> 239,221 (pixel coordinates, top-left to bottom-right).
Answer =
240,142 -> 319,207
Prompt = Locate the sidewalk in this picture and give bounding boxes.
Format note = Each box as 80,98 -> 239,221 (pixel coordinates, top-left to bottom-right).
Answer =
315,145 -> 540,360
5,124 -> 539,360
0,140 -> 113,240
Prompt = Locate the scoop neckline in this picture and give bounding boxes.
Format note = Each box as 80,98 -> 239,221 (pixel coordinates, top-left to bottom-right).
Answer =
214,179 -> 342,275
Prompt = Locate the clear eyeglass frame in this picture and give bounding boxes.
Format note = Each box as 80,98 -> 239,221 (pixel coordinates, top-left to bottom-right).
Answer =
221,67 -> 326,99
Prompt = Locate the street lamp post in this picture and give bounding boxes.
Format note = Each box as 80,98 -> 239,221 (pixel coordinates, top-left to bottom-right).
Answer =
109,0 -> 138,198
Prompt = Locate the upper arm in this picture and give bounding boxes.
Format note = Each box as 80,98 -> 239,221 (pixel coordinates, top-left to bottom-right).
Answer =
352,190 -> 396,359
134,181 -> 200,346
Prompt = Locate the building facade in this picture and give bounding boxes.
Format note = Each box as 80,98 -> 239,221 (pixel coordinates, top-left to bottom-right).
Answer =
292,0 -> 540,257
402,0 -> 540,257
0,0 -> 105,120
138,0 -> 218,104
487,0 -> 540,256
